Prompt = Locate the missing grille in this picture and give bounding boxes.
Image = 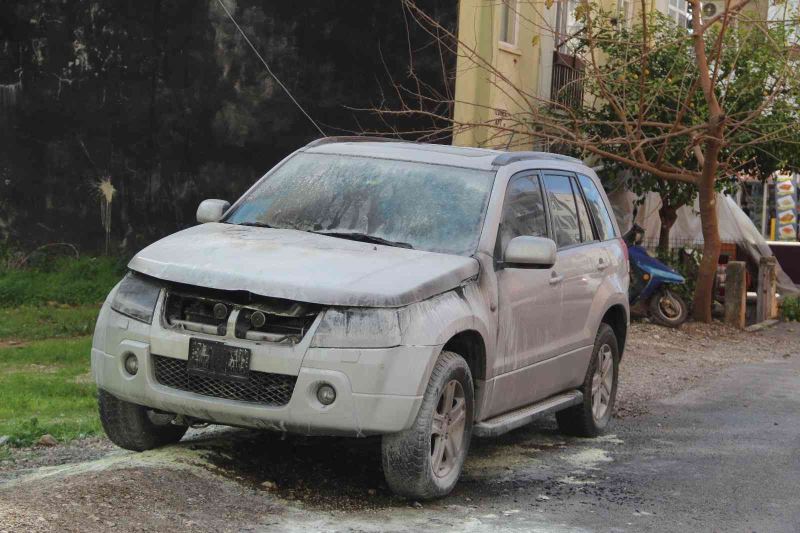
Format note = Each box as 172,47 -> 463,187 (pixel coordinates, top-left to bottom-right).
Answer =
162,284 -> 319,343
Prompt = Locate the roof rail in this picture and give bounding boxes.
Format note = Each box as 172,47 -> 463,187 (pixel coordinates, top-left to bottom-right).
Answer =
491,151 -> 583,166
305,136 -> 406,148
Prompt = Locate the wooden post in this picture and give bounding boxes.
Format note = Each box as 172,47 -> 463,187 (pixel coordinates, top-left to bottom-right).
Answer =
757,256 -> 778,322
724,261 -> 747,329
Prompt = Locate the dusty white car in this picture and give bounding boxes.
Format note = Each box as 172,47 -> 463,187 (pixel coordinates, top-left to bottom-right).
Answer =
92,138 -> 629,499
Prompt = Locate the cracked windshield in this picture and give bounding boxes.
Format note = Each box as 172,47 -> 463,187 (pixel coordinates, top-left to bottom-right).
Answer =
225,153 -> 495,255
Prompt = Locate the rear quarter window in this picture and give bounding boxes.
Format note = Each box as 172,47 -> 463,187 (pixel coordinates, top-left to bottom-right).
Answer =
578,174 -> 617,240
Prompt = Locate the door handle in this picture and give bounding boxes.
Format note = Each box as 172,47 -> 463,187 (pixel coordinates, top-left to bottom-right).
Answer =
549,272 -> 564,285
597,258 -> 609,271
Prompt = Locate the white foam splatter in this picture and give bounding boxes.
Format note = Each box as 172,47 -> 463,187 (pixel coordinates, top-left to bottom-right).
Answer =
564,448 -> 613,469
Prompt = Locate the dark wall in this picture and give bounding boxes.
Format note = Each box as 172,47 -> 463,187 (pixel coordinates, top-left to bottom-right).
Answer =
0,0 -> 457,253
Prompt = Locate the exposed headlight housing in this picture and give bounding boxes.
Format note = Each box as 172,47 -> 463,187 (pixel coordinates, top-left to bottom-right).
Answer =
311,308 -> 402,348
110,273 -> 162,324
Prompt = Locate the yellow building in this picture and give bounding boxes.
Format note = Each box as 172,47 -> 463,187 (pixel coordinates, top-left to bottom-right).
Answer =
452,0 -> 602,149
451,0 -> 769,150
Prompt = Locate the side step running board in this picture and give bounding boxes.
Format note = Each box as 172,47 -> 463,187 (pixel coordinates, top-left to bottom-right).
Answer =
473,390 -> 583,438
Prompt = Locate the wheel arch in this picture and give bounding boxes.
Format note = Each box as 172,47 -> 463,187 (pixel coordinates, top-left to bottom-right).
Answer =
442,329 -> 487,419
442,329 -> 486,381
600,304 -> 628,358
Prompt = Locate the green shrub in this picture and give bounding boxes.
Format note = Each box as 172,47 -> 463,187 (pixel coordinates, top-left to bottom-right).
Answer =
655,247 -> 700,310
0,256 -> 125,307
781,296 -> 800,321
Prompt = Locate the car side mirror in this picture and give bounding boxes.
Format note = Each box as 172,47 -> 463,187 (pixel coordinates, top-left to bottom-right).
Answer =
503,236 -> 557,268
196,199 -> 231,224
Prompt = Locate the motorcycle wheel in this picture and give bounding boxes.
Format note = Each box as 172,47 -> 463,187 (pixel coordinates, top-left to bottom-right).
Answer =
649,288 -> 688,328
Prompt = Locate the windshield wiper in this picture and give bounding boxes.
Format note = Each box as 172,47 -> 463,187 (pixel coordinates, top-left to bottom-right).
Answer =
312,231 -> 414,249
235,221 -> 275,229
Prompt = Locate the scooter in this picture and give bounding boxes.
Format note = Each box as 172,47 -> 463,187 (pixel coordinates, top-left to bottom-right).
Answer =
624,224 -> 688,327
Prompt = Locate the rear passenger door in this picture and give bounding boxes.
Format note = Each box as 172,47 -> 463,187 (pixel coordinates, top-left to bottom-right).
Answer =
542,173 -> 605,354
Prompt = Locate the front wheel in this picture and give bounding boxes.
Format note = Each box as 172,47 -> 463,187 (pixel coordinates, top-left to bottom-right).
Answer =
98,390 -> 187,451
649,288 -> 688,327
381,351 -> 474,500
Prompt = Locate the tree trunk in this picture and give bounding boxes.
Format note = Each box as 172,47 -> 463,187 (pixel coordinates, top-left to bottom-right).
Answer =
657,200 -> 678,255
688,0 -> 725,323
692,134 -> 723,322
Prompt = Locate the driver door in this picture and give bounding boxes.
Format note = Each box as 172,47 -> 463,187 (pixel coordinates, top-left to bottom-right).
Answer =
490,173 -> 563,416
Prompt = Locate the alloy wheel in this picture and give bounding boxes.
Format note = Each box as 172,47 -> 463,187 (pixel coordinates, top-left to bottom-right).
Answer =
431,379 -> 466,478
591,344 -> 614,421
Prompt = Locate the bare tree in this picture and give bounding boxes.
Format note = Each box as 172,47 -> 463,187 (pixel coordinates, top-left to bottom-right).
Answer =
367,0 -> 800,322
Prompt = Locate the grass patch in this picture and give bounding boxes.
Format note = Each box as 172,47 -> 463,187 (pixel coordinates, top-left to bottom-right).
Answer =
0,256 -> 124,307
0,304 -> 100,341
0,336 -> 100,446
0,255 -> 121,447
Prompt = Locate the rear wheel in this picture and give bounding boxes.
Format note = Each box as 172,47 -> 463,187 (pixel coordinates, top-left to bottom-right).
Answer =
98,390 -> 187,451
649,288 -> 688,327
381,351 -> 473,500
556,323 -> 619,437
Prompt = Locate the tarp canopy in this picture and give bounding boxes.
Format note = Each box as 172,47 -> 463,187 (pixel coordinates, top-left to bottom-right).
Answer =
608,190 -> 799,295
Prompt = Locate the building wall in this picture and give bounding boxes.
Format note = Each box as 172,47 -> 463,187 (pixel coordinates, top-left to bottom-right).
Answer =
453,0 -> 550,149
0,0 -> 459,252
451,0 -> 776,151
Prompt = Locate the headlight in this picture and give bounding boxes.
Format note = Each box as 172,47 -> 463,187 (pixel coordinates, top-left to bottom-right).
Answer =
110,273 -> 162,324
311,308 -> 402,348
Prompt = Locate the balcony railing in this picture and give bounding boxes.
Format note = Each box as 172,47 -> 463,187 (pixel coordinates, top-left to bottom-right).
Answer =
550,51 -> 585,110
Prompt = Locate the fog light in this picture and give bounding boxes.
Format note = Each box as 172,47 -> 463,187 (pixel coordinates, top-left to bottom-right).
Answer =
316,384 -> 336,405
642,273 -> 651,281
124,353 -> 139,375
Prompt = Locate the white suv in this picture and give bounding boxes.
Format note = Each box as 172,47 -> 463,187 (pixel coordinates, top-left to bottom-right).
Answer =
92,138 -> 629,500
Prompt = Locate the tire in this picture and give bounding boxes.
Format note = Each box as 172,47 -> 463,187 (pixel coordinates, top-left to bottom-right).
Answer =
556,323 -> 619,437
381,351 -> 474,500
649,288 -> 688,328
98,390 -> 187,451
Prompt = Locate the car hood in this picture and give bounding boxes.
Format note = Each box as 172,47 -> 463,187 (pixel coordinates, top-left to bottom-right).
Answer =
128,223 -> 480,307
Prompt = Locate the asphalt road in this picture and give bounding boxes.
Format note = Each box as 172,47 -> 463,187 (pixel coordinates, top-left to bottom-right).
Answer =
464,353 -> 800,532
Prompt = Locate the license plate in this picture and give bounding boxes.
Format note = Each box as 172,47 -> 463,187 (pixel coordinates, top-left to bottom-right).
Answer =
187,338 -> 251,382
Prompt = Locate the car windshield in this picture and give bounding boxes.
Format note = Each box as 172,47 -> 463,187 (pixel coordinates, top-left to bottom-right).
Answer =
225,153 -> 496,255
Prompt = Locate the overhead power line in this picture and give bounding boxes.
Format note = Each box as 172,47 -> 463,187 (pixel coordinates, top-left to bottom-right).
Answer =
214,0 -> 326,137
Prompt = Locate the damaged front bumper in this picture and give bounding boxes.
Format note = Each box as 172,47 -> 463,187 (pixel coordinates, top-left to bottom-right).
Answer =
91,292 -> 439,437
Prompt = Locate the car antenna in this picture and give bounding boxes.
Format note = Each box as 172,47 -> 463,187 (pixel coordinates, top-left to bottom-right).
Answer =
214,0 -> 327,138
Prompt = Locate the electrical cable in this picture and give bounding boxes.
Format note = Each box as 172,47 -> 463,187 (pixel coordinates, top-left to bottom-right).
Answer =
214,0 -> 327,137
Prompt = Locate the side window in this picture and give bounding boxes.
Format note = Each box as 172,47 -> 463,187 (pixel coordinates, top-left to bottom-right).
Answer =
571,177 -> 596,243
543,174 -> 581,248
578,174 -> 617,240
498,175 -> 548,253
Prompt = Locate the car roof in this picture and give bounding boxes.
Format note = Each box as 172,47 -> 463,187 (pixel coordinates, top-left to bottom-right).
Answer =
301,137 -> 587,172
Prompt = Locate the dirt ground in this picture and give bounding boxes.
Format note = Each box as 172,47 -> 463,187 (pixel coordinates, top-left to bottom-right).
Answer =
617,320 -> 799,417
1,321 -> 798,532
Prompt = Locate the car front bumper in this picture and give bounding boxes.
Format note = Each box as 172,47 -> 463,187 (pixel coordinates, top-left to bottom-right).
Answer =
91,296 -> 439,437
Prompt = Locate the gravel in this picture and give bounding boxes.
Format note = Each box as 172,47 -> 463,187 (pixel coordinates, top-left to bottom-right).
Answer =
616,320 -> 800,417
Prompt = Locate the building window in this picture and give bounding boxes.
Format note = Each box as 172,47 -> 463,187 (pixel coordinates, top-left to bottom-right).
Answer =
556,0 -> 583,52
668,0 -> 690,28
500,0 -> 518,46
